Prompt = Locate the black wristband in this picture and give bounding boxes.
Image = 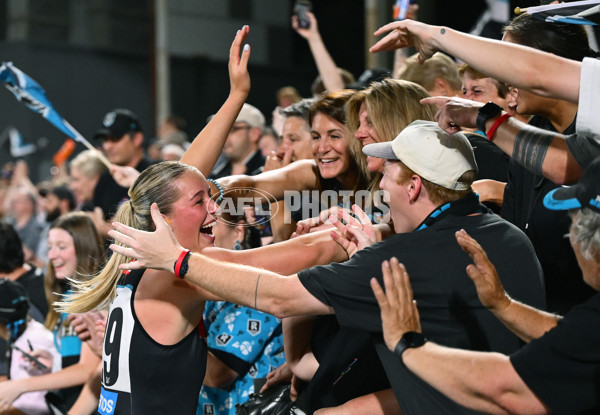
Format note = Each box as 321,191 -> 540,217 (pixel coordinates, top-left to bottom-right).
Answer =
393,331 -> 427,360
476,102 -> 503,134
173,250 -> 191,279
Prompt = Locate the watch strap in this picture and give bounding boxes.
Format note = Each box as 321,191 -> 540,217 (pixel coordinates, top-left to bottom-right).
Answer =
394,331 -> 427,360
476,101 -> 503,134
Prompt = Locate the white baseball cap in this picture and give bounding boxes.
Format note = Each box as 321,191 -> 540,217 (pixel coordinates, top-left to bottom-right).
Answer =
362,120 -> 477,190
235,103 -> 266,130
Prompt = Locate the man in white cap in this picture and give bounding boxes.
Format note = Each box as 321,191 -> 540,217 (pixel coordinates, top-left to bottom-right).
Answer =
110,120 -> 546,414
372,155 -> 600,414
209,103 -> 266,179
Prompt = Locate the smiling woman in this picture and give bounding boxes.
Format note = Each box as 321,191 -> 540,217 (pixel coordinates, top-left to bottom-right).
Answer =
57,161 -> 220,414
0,212 -> 104,413
213,90 -> 373,234
308,90 -> 370,193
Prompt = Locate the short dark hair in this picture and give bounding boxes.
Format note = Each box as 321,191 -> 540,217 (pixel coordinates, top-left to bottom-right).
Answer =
503,13 -> 599,61
280,98 -> 316,123
50,185 -> 76,211
0,222 -> 24,272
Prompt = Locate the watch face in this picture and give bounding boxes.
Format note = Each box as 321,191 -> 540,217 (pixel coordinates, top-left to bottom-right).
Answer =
480,102 -> 503,117
477,102 -> 503,132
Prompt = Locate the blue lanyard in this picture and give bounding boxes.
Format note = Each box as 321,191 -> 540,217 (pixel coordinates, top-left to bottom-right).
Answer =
414,192 -> 488,232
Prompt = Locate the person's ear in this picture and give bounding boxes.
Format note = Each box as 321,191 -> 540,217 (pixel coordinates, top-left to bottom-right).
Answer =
235,221 -> 245,242
132,131 -> 144,148
407,175 -> 423,203
60,199 -> 70,214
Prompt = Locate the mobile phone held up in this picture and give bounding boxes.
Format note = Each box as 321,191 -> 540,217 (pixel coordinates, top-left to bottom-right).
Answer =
11,344 -> 48,370
294,0 -> 312,29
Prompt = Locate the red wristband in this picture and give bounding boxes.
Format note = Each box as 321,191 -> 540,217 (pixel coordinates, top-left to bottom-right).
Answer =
174,249 -> 191,279
486,113 -> 512,141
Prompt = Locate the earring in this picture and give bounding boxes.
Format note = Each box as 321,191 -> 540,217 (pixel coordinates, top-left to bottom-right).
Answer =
234,240 -> 242,250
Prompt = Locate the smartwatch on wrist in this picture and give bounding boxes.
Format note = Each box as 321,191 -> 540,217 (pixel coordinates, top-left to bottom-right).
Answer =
476,101 -> 503,134
394,331 -> 427,360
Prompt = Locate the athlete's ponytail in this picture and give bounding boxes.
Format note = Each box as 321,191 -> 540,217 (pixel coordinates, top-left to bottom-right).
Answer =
57,161 -> 199,313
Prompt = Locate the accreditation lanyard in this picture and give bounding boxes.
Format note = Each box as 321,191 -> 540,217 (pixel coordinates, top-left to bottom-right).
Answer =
414,192 -> 488,232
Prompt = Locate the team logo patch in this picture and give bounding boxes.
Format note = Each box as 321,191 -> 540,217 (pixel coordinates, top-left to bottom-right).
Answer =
247,320 -> 261,335
216,333 -> 232,346
103,111 -> 116,127
203,403 -> 215,415
98,387 -> 118,415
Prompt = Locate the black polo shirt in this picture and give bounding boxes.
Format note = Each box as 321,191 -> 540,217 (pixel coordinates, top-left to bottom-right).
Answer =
93,157 -> 154,220
299,210 -> 545,414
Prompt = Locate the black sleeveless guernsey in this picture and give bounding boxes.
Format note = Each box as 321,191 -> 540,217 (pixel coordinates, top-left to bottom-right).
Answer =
97,269 -> 207,415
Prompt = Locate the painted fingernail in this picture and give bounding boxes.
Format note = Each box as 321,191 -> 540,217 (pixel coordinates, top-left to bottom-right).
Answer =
244,44 -> 249,51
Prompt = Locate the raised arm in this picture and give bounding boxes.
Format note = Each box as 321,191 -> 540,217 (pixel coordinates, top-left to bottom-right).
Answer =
210,158 -> 320,204
371,258 -> 549,415
203,228 -> 348,274
0,342 -> 101,411
293,12 -> 345,93
370,19 -> 581,103
108,204 -> 333,318
455,229 -> 560,342
180,25 -> 251,176
421,96 -> 585,184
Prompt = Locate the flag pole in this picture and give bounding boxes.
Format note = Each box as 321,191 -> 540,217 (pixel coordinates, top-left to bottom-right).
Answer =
62,119 -> 112,168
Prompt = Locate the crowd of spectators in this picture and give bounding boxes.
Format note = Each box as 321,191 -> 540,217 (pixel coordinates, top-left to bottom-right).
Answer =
1,3 -> 600,414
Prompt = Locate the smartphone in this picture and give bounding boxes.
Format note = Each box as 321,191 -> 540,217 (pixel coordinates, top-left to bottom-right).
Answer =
11,344 -> 48,370
294,0 -> 312,29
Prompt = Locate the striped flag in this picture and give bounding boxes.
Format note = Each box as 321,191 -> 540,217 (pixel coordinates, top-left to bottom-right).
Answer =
0,61 -> 110,167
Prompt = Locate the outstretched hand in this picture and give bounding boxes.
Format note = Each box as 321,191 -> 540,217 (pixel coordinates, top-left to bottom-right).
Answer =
108,203 -> 184,272
69,310 -> 108,358
292,206 -> 346,238
110,165 -> 140,189
370,20 -> 439,64
22,349 -> 53,374
455,229 -> 511,313
229,25 -> 251,98
329,205 -> 376,258
420,96 -> 483,134
0,379 -> 26,412
263,149 -> 293,172
259,362 -> 301,401
371,258 -> 422,352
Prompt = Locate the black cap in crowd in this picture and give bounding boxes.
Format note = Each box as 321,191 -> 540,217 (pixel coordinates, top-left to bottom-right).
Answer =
94,109 -> 142,140
0,279 -> 29,324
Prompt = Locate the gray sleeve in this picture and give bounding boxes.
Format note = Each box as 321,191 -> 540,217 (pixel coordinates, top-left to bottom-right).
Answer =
565,133 -> 600,169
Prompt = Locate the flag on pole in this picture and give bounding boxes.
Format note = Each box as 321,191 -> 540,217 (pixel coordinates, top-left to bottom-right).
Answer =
517,0 -> 600,25
0,61 -> 111,167
0,61 -> 79,139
